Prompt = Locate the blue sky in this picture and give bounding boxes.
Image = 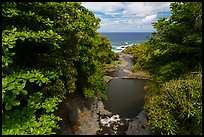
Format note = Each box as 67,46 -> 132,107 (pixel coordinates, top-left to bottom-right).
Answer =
82,2 -> 172,32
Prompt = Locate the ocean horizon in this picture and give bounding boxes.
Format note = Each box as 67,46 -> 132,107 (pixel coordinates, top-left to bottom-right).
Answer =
100,32 -> 152,52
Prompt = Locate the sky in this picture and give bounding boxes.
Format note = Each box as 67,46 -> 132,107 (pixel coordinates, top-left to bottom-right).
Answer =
82,2 -> 172,32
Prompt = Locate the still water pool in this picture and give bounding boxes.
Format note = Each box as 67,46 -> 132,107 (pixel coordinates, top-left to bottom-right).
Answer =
104,78 -> 146,118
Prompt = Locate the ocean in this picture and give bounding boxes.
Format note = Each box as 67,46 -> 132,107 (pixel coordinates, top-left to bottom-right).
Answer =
100,32 -> 152,52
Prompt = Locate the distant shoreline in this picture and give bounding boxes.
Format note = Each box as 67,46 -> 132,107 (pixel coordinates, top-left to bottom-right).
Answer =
100,32 -> 151,53
100,32 -> 153,33
112,43 -> 141,53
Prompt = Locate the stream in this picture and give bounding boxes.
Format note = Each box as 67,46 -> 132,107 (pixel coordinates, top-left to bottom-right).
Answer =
56,52 -> 151,135
104,53 -> 146,118
96,52 -> 151,135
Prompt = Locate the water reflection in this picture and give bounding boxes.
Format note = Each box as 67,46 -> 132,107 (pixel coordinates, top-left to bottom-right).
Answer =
105,70 -> 126,77
104,78 -> 146,118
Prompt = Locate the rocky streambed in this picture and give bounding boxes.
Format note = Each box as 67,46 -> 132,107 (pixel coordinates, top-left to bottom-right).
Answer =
56,52 -> 152,135
100,52 -> 151,135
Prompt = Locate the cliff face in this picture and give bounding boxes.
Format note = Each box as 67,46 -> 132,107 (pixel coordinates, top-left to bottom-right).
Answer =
55,92 -> 112,135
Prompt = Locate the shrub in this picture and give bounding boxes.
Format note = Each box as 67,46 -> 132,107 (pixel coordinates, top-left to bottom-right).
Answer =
2,2 -> 115,135
145,71 -> 202,135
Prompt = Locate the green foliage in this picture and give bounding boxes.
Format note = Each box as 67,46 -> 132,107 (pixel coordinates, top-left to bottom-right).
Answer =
2,69 -> 60,111
2,2 -> 115,135
2,110 -> 62,135
156,61 -> 187,81
126,2 -> 201,80
2,69 -> 63,135
145,71 -> 202,135
136,2 -> 202,135
123,44 -> 148,59
124,2 -> 202,81
149,2 -> 202,72
123,2 -> 202,135
123,43 -> 150,68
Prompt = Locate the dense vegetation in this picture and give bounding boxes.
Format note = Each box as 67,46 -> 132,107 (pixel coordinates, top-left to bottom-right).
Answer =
2,2 -> 118,135
124,2 -> 202,135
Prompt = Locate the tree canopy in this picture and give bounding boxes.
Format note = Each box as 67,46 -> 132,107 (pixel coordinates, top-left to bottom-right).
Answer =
147,2 -> 202,80
123,2 -> 202,135
2,2 -> 117,135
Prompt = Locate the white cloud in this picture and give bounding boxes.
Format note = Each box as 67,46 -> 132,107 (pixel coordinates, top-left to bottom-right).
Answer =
141,15 -> 157,23
122,2 -> 170,17
81,2 -> 171,32
98,21 -> 156,32
82,2 -> 170,17
81,2 -> 124,14
99,15 -> 157,26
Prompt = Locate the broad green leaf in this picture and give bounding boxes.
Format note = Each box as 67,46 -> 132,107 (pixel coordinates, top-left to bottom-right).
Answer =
12,100 -> 20,106
5,103 -> 12,110
29,78 -> 35,82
